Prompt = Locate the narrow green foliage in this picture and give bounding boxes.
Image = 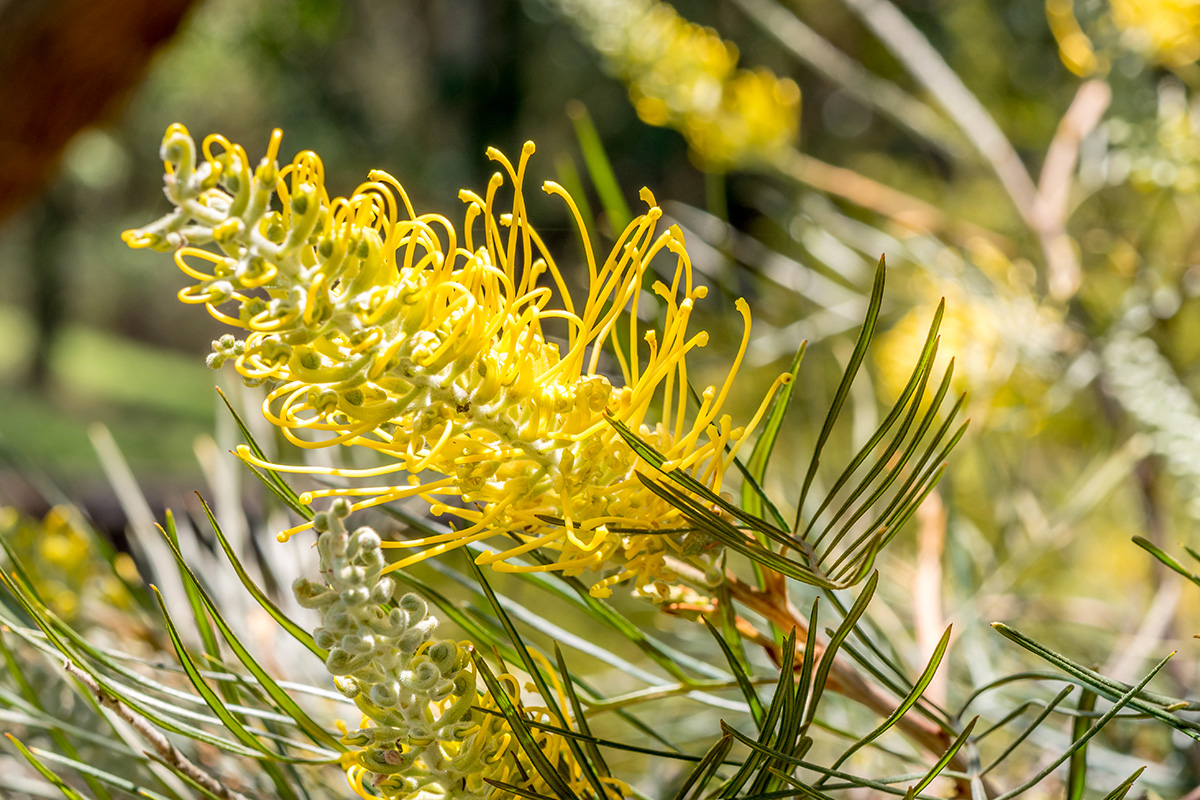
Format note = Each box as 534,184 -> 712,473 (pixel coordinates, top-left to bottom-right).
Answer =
702,615 -> 766,728
818,625 -> 952,782
23,746 -> 180,800
992,623 -> 1200,740
196,494 -> 325,659
671,733 -> 732,800
162,511 -> 224,687
1100,767 -> 1145,800
907,716 -> 975,796
554,644 -> 615,782
568,101 -> 632,232
1067,689 -> 1097,800
150,586 -> 331,764
742,341 -> 807,530
1133,536 -> 1200,588
215,388 -> 311,520
716,625 -> 796,798
804,300 -> 944,548
0,630 -> 114,800
5,733 -> 90,800
0,570 -> 268,758
806,572 -> 878,727
796,256 -> 887,528
154,522 -> 343,752
467,557 -> 609,800
980,686 -> 1074,775
472,652 -> 583,800
555,152 -> 599,243
992,655 -> 1172,800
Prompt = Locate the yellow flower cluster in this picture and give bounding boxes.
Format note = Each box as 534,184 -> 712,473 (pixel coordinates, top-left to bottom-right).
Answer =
303,503 -> 626,800
0,505 -> 137,622
1111,0 -> 1200,66
1048,0 -> 1200,74
344,677 -> 614,800
124,126 -> 787,597
551,0 -> 800,168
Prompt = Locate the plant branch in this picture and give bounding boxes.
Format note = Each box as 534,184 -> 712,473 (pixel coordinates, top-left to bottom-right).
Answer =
62,660 -> 252,800
719,569 -> 996,797
1034,79 -> 1111,299
731,0 -> 966,158
771,147 -> 1006,246
833,0 -> 1084,301
914,491 -> 948,707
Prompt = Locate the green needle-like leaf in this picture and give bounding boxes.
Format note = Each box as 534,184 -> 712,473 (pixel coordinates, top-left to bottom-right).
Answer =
1132,536 -> 1200,588
554,644 -> 614,783
26,747 -> 180,800
805,572 -> 878,727
569,101 -> 632,232
216,387 -> 311,519
162,512 -> 223,682
473,652 -> 582,800
795,255 -> 886,530
742,341 -> 807,528
151,586 -> 331,764
805,300 -> 944,549
1066,689 -> 1097,800
197,494 -> 325,659
992,623 -> 1200,739
468,557 -> 608,800
5,733 -> 89,800
702,615 -> 766,729
819,624 -> 952,782
0,630 -> 114,800
907,716 -> 975,796
993,655 -> 1172,800
671,733 -> 733,800
718,629 -> 796,798
0,570 -> 270,758
1099,767 -> 1145,800
155,522 -> 343,752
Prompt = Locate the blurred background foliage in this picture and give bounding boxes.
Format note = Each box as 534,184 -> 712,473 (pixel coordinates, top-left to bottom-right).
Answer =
1,0 -> 1199,794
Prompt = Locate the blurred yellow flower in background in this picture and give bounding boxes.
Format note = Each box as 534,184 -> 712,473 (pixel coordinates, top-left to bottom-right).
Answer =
874,241 -> 1066,429
1049,0 -> 1200,74
1111,0 -> 1200,66
0,505 -> 136,623
549,0 -> 800,168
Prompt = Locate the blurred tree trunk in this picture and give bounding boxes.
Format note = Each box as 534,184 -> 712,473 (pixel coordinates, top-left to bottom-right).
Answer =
0,0 -> 197,386
0,0 -> 197,220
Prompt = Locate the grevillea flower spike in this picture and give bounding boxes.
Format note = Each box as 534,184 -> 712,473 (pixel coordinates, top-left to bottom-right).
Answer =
124,125 -> 788,597
299,501 -> 627,800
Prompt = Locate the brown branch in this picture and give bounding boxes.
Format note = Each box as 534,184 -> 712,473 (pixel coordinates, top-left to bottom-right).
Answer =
719,570 -> 995,798
771,147 -> 1010,249
914,491 -> 948,707
833,0 -> 1105,304
1033,80 -> 1111,300
62,660 -> 252,800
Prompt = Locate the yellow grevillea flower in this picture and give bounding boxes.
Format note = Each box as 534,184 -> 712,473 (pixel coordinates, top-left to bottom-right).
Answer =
341,667 -> 628,800
550,0 -> 800,168
1111,0 -> 1200,66
304,504 -> 627,800
124,126 -> 787,597
1048,0 -> 1200,73
1046,0 -> 1105,75
0,505 -> 136,621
